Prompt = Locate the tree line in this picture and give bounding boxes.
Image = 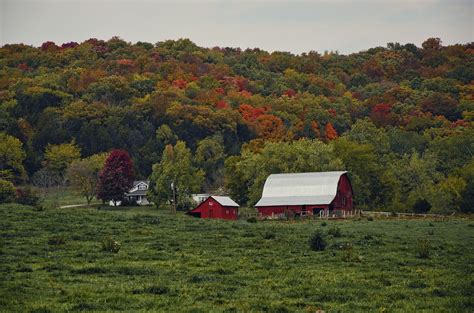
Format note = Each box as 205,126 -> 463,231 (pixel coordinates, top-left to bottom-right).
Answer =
0,37 -> 472,213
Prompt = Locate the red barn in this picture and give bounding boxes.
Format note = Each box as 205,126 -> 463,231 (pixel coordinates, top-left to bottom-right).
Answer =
255,171 -> 354,218
187,196 -> 239,220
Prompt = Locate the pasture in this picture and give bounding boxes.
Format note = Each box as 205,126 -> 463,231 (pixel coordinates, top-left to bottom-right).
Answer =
0,203 -> 473,312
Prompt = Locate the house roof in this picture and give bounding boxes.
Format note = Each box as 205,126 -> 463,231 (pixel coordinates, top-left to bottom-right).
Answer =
126,189 -> 148,196
255,171 -> 347,207
133,180 -> 149,186
211,196 -> 239,207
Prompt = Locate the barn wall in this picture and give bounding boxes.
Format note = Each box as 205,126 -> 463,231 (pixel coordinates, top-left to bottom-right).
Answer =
332,174 -> 354,210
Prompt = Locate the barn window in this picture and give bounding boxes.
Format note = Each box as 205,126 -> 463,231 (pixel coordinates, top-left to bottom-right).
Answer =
342,197 -> 346,205
226,210 -> 229,214
209,201 -> 213,206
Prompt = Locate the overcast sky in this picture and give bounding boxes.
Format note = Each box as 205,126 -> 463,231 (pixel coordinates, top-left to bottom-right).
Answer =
0,0 -> 472,55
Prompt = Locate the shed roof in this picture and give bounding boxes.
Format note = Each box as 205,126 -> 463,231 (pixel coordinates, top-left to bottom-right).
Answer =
211,196 -> 239,207
255,171 -> 347,207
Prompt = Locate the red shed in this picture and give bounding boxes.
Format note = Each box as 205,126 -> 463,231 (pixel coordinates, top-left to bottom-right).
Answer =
188,196 -> 240,220
255,171 -> 354,218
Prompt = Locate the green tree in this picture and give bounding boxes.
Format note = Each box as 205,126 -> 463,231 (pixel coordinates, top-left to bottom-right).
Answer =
0,133 -> 26,181
227,139 -> 344,205
0,179 -> 16,203
332,137 -> 386,210
149,141 -> 204,212
66,153 -> 108,204
195,135 -> 225,190
43,141 -> 81,177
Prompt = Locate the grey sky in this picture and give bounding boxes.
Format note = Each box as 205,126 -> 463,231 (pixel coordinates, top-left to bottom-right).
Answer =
0,0 -> 472,55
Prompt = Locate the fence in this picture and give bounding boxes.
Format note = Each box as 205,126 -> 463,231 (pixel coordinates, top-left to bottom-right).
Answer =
362,211 -> 449,219
239,209 -> 449,220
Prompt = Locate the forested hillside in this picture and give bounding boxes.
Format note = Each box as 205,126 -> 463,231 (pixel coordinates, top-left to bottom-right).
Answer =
0,37 -> 472,212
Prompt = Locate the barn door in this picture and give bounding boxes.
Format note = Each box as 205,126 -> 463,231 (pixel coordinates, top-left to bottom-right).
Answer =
209,209 -> 213,218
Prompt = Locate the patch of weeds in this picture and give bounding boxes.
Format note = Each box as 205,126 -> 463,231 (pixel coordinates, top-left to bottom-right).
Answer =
16,265 -> 33,272
70,302 -> 99,311
132,215 -> 160,225
416,239 -> 431,259
367,216 -> 374,221
29,307 -> 52,313
48,234 -> 66,245
246,217 -> 257,223
73,266 -> 107,275
189,274 -> 212,283
309,230 -> 326,251
432,288 -> 448,297
408,280 -> 428,289
429,222 -> 434,227
101,236 -> 121,253
427,229 -> 434,236
328,225 -> 342,237
242,231 -> 255,237
262,231 -> 276,240
133,285 -> 170,295
321,221 -> 327,226
340,243 -> 363,263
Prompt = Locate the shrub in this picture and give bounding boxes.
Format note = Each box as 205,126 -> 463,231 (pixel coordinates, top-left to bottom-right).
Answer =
328,226 -> 342,237
0,179 -> 16,203
309,230 -> 326,251
367,216 -> 374,221
101,236 -> 121,253
246,217 -> 257,223
340,243 -> 362,262
321,221 -> 327,226
48,235 -> 66,245
416,239 -> 431,258
262,231 -> 276,240
16,187 -> 40,206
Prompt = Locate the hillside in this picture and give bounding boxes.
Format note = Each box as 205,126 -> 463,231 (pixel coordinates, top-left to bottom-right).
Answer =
0,37 -> 473,212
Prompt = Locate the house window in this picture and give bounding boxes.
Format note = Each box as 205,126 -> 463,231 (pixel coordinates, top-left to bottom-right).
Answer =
138,184 -> 147,190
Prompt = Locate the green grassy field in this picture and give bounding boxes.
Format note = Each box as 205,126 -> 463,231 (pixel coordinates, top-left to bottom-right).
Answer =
0,204 -> 473,312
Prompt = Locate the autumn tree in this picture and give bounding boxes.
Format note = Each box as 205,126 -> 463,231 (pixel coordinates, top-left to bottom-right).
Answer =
325,122 -> 338,141
66,153 -> 108,204
97,150 -> 134,205
148,141 -> 204,212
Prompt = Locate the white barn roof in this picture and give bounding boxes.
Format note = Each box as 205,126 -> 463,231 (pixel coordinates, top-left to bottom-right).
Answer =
212,196 -> 239,207
255,171 -> 347,207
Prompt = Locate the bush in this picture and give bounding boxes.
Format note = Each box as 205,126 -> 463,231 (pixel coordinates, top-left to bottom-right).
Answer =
367,216 -> 374,221
328,226 -> 342,237
16,187 -> 40,206
246,217 -> 257,223
101,236 -> 121,253
309,230 -> 326,251
262,231 -> 276,240
48,235 -> 66,245
321,221 -> 327,226
416,239 -> 431,258
0,179 -> 16,203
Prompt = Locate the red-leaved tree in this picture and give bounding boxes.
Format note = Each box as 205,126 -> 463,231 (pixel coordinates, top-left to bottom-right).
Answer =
97,150 -> 134,205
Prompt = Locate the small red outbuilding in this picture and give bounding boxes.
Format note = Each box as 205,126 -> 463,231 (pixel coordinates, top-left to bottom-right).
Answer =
187,196 -> 240,220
